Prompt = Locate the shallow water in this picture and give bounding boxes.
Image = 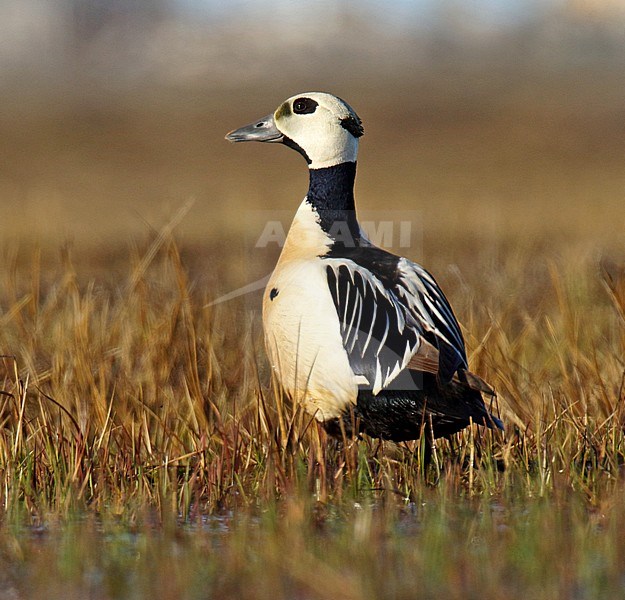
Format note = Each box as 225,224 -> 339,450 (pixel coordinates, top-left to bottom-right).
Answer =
1,492 -> 624,600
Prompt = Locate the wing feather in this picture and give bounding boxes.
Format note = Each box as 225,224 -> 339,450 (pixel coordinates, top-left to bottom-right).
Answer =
324,249 -> 468,393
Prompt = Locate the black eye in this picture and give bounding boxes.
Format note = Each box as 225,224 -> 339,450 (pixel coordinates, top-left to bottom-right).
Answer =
292,97 -> 318,115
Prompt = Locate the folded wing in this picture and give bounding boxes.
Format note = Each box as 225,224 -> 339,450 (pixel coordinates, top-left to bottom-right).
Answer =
323,247 -> 468,394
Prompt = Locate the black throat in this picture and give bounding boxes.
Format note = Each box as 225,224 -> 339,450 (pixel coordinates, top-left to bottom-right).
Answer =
306,162 -> 361,245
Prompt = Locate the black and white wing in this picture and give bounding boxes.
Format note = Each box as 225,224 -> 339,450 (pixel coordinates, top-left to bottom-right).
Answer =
395,257 -> 467,376
323,247 -> 467,394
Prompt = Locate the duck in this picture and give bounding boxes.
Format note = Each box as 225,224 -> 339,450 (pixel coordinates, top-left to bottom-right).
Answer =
226,92 -> 502,443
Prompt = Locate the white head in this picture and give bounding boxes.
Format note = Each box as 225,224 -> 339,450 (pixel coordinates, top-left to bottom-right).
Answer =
225,92 -> 364,169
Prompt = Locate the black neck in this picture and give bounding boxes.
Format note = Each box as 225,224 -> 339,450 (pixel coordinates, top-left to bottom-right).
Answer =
306,162 -> 361,244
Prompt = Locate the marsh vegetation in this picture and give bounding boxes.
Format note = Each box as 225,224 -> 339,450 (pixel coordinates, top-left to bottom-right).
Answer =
1,14 -> 625,596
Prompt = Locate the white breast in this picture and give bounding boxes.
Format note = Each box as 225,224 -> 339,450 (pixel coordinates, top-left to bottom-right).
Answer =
262,201 -> 358,420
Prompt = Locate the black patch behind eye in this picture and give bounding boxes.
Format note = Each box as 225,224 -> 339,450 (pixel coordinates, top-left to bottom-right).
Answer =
293,97 -> 318,114
340,115 -> 364,138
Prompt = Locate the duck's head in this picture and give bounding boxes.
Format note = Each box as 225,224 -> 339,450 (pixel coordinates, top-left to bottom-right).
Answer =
225,92 -> 364,169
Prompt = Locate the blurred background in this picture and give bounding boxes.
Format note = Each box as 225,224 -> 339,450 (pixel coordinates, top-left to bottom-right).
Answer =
0,0 -> 624,292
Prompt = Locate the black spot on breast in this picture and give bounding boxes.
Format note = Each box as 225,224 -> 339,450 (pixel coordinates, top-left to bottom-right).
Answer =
269,287 -> 279,301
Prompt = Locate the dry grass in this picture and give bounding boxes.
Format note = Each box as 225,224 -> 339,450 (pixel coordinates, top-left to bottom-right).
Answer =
1,69 -> 625,597
1,217 -> 624,518
1,229 -> 625,598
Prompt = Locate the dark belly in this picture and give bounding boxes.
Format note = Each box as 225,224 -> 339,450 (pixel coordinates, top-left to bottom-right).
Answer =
322,370 -> 500,441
